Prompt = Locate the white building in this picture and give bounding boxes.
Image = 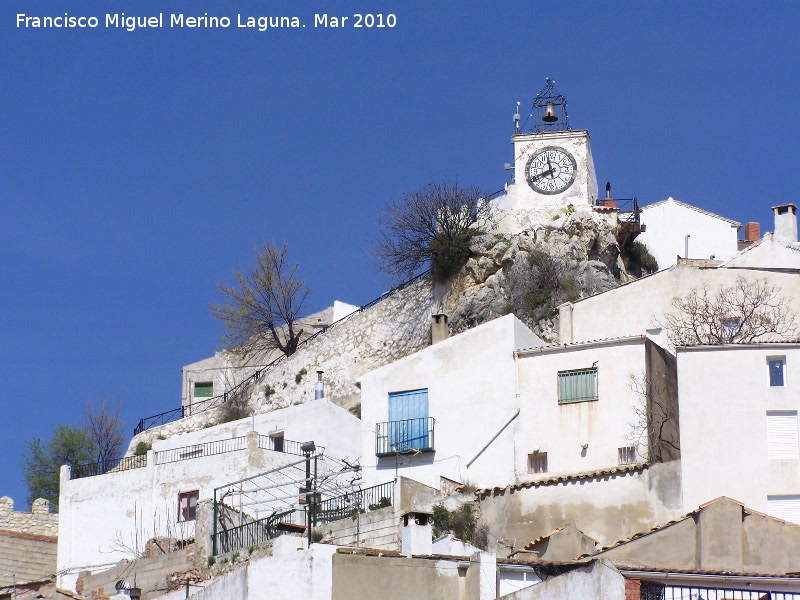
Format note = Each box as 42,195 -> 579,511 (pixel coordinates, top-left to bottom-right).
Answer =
359,314 -> 677,492
637,197 -> 741,269
677,343 -> 800,520
57,399 -> 360,590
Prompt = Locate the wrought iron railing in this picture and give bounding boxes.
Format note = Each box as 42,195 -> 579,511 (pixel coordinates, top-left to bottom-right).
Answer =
71,454 -> 148,480
314,480 -> 395,525
213,508 -> 305,556
155,436 -> 248,465
375,417 -> 435,457
640,581 -> 800,600
133,269 -> 432,436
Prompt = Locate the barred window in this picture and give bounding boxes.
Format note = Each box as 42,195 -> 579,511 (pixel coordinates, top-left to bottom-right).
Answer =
528,452 -> 548,474
618,446 -> 636,465
557,368 -> 598,404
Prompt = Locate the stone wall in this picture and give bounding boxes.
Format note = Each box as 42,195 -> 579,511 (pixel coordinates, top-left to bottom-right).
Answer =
129,279 -> 435,450
0,496 -> 58,536
77,546 -> 195,600
0,530 -> 57,587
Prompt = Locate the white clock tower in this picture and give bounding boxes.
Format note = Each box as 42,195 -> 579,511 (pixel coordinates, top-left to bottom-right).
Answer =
493,79 -> 599,231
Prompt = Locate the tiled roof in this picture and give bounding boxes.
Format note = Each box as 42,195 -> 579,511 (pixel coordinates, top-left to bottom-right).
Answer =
476,464 -> 646,499
642,198 -> 741,227
515,335 -> 645,355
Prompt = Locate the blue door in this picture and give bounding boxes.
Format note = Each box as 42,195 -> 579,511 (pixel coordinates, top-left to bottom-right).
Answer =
388,389 -> 429,451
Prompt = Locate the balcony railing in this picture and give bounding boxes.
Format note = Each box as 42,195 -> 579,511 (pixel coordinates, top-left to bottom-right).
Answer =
640,581 -> 800,600
375,418 -> 435,457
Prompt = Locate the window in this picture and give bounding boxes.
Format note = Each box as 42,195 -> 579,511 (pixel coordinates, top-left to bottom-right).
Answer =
557,368 -> 598,404
769,357 -> 786,387
722,317 -> 740,341
528,452 -> 548,474
269,431 -> 285,453
767,411 -> 799,459
178,491 -> 199,522
618,446 -> 636,465
194,381 -> 213,397
388,389 -> 430,452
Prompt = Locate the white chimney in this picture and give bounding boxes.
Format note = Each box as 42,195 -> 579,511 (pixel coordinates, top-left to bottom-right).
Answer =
401,511 -> 433,557
772,204 -> 798,244
314,371 -> 324,400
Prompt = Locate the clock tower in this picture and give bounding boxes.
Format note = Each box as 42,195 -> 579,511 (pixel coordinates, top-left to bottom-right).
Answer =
494,79 -> 599,231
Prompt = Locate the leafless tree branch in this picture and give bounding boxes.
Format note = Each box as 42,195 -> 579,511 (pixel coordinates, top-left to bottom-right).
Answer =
660,277 -> 798,346
211,240 -> 310,359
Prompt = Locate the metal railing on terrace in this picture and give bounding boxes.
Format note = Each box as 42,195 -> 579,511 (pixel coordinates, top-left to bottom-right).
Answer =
133,268 -> 432,436
315,480 -> 395,525
375,418 -> 435,457
213,508 -> 306,556
155,436 -> 248,465
71,454 -> 147,480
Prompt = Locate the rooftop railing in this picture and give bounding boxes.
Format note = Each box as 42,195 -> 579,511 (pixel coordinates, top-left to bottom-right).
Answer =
71,454 -> 147,480
155,436 -> 248,465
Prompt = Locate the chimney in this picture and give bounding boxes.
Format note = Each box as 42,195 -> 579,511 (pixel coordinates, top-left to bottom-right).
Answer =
314,371 -> 324,400
401,511 -> 433,557
744,222 -> 760,242
431,313 -> 449,344
772,204 -> 798,244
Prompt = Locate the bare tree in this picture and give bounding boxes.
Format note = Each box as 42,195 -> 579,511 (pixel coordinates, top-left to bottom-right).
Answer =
373,181 -> 495,282
84,397 -> 126,466
660,277 -> 798,346
211,240 -> 310,358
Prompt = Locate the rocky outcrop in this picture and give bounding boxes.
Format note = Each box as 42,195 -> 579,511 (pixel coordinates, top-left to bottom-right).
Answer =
442,209 -> 627,342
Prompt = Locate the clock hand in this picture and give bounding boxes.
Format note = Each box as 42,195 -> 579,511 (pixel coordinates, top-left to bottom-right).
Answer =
531,168 -> 555,182
546,158 -> 556,178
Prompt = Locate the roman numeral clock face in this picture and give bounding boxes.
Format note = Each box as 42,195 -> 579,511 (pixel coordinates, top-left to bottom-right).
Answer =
526,147 -> 577,195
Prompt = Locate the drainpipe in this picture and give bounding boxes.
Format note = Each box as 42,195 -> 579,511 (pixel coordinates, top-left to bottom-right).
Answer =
465,409 -> 520,469
684,234 -> 690,259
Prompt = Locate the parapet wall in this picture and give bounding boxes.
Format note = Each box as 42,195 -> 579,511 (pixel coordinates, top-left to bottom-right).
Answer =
0,496 -> 58,536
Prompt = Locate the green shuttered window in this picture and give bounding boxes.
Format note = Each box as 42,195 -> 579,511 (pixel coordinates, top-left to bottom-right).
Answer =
557,368 -> 598,404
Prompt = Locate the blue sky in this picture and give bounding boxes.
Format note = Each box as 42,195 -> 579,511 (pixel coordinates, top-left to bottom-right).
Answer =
2,1 -> 799,507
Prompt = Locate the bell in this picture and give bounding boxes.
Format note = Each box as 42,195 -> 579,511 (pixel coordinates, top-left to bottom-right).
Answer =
542,102 -> 558,122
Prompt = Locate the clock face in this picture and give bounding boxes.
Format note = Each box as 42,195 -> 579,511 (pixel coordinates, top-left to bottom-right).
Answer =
526,146 -> 577,195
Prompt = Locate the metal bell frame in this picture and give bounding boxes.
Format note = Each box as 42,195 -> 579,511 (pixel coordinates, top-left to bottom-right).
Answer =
532,78 -> 571,133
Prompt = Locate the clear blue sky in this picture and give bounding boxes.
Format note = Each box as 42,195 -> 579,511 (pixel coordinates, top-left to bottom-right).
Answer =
2,1 -> 798,508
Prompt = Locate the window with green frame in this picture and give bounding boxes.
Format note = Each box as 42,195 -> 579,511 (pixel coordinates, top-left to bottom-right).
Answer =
557,368 -> 597,404
194,381 -> 213,398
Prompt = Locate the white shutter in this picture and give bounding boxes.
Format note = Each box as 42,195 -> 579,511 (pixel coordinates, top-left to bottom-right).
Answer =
767,412 -> 799,459
768,496 -> 800,525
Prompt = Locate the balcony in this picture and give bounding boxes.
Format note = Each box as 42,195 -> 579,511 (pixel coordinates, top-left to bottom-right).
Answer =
375,417 -> 435,457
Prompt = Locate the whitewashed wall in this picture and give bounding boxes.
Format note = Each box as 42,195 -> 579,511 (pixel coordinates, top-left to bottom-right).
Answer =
359,315 -> 543,490
58,401 -> 359,588
515,338 -> 648,478
677,344 -> 800,519
564,264 -> 800,346
637,198 -> 740,269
